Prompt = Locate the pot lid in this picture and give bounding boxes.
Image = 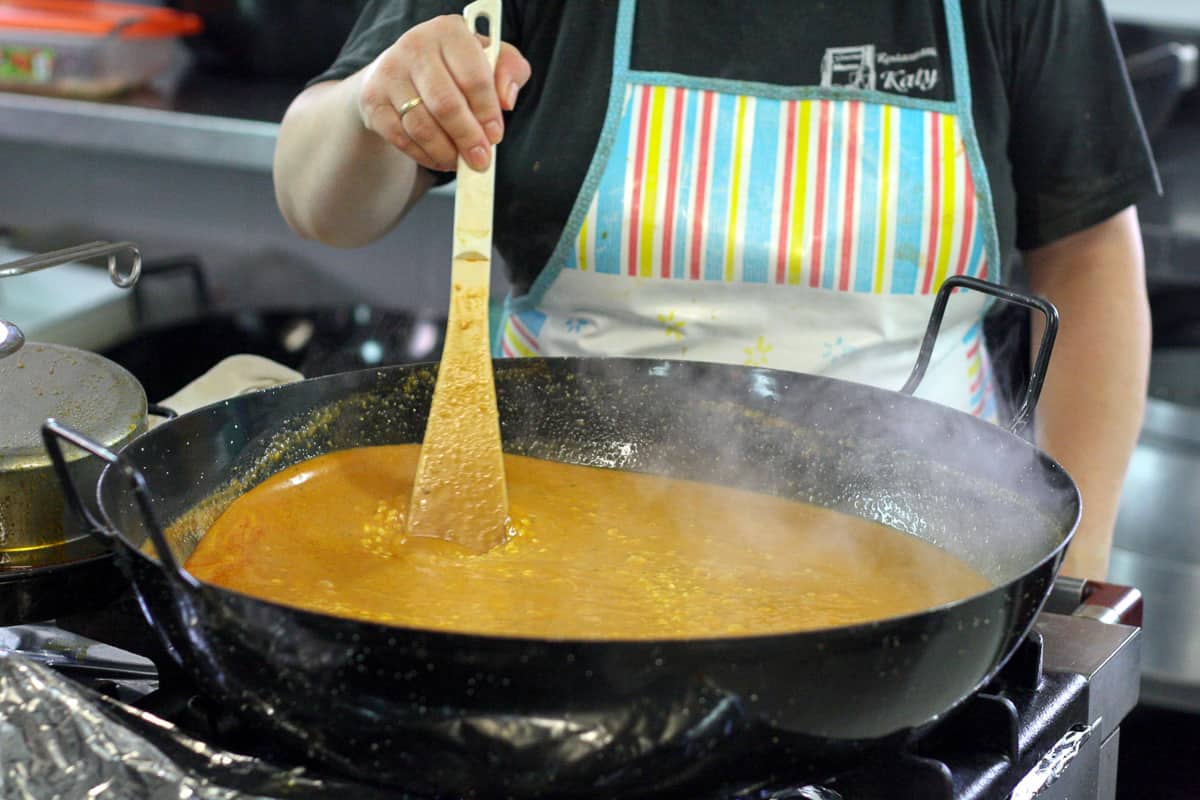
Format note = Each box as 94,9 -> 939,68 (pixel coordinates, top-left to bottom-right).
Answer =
0,343 -> 146,471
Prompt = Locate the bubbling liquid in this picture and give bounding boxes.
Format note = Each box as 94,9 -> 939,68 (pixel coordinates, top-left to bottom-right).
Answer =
184,445 -> 989,639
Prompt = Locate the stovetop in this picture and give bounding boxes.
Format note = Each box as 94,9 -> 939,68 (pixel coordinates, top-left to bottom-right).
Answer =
0,579 -> 1141,800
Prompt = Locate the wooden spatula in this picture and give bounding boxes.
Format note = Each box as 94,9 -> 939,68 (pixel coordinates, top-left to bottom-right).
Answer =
407,0 -> 509,554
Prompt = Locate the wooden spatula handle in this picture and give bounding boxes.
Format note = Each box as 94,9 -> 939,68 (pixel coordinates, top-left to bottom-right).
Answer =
454,0 -> 502,263
464,0 -> 502,66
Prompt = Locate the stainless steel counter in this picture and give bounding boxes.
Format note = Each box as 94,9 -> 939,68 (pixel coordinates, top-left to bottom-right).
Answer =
0,91 -> 277,173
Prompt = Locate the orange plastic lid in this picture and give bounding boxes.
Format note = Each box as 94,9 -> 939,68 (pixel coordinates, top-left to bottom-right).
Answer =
0,0 -> 203,38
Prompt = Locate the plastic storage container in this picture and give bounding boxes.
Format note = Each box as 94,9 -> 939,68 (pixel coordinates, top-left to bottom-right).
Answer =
0,1 -> 202,98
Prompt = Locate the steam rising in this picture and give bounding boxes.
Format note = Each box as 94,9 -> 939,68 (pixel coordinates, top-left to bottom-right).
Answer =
514,356 -> 1072,592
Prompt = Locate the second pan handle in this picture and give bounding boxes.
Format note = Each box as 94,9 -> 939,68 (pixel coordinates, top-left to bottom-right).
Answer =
900,275 -> 1058,434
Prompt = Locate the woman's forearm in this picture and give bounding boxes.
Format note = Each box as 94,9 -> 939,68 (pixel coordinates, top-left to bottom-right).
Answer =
273,72 -> 433,248
1026,207 -> 1150,580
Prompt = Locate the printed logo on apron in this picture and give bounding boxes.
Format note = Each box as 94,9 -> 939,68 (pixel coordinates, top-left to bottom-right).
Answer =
496,0 -> 1003,422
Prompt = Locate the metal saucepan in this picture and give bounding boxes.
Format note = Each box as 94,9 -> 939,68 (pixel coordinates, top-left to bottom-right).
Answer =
44,276 -> 1077,797
0,243 -> 149,623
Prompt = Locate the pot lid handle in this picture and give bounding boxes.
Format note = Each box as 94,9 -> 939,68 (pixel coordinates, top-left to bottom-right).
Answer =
0,241 -> 141,359
0,240 -> 141,285
0,319 -> 24,359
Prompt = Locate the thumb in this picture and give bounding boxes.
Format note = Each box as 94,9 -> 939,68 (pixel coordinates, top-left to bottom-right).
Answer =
494,41 -> 532,111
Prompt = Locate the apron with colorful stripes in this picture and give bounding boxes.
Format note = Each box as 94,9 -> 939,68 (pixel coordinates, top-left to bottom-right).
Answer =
495,0 -> 1003,420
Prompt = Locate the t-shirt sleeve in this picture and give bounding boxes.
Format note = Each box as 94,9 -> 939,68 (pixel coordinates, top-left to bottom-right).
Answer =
308,0 -> 464,87
1007,0 -> 1160,251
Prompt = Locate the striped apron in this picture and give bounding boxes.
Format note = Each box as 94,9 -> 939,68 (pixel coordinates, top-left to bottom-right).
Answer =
495,0 -> 1003,420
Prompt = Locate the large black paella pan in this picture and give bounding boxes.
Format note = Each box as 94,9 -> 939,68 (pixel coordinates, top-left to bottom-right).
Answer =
44,276 -> 1077,797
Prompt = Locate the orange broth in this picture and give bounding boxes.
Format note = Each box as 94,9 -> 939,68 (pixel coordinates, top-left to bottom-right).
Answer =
184,445 -> 989,639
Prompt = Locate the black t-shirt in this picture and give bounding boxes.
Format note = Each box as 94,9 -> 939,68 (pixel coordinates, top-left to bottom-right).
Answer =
312,0 -> 1159,295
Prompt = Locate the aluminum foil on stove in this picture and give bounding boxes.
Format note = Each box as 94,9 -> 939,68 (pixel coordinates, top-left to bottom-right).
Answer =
0,648 -> 842,800
0,651 -> 403,800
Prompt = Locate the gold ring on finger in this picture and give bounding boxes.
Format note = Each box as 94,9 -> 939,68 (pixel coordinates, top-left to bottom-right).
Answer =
398,96 -> 423,118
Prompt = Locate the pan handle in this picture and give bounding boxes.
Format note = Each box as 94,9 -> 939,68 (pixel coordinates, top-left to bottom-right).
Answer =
41,419 -> 195,587
900,275 -> 1058,434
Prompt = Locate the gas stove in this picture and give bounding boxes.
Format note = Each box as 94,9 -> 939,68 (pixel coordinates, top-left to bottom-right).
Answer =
0,577 -> 1140,800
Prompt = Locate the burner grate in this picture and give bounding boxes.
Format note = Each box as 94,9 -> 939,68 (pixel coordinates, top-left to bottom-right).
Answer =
27,585 -> 1137,800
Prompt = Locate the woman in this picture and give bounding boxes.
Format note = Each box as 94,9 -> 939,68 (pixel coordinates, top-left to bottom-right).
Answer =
273,0 -> 1157,580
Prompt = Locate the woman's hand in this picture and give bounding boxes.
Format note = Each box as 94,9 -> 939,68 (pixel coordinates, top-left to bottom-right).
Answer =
274,14 -> 531,246
356,15 -> 532,173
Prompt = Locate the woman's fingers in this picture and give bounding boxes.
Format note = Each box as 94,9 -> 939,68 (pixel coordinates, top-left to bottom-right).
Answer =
391,125 -> 443,173
408,26 -> 492,169
361,78 -> 447,171
442,32 -> 505,146
397,85 -> 463,170
358,14 -> 531,171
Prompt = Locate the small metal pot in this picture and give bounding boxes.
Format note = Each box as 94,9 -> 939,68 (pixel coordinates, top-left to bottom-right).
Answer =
0,342 -> 147,569
0,243 -> 145,610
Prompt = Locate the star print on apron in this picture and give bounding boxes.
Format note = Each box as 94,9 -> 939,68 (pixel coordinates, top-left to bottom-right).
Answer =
495,0 -> 1004,421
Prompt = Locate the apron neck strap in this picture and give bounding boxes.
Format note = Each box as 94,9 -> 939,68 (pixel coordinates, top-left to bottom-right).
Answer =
613,0 -> 971,115
941,0 -> 972,116
613,0 -> 637,80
